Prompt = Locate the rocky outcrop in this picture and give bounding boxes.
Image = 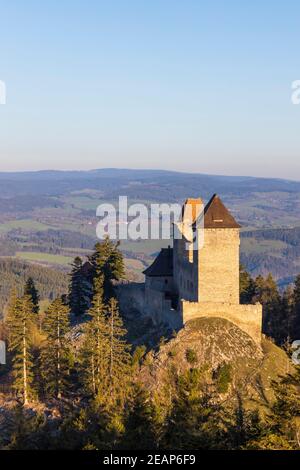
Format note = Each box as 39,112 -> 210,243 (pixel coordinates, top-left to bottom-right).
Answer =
140,317 -> 292,407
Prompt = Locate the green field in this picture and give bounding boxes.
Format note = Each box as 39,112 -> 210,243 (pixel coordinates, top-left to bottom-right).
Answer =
63,195 -> 100,210
0,219 -> 57,234
15,251 -> 73,266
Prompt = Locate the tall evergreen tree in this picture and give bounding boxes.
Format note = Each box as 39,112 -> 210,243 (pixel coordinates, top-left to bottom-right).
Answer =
88,238 -> 125,300
162,369 -> 224,449
5,287 -> 18,332
24,277 -> 40,315
6,295 -> 35,405
106,298 -> 131,405
254,273 -> 282,341
5,404 -> 47,450
239,265 -> 255,304
281,285 -> 295,342
41,298 -> 71,399
122,384 -> 160,449
247,368 -> 300,449
224,394 -> 262,449
69,257 -> 91,316
80,275 -> 109,399
80,291 -> 131,406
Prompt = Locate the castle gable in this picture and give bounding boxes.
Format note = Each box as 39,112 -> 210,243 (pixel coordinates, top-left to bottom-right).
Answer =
143,247 -> 173,277
203,194 -> 241,229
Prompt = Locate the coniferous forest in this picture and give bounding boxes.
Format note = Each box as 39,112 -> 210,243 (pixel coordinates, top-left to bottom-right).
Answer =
0,238 -> 299,450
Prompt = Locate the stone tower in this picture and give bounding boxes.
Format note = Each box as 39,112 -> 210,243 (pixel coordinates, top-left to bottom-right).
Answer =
197,194 -> 240,304
142,194 -> 262,344
172,194 -> 240,304
173,198 -> 203,303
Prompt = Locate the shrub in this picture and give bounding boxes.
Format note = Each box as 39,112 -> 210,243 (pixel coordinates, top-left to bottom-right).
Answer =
214,362 -> 232,393
168,348 -> 177,358
185,348 -> 198,365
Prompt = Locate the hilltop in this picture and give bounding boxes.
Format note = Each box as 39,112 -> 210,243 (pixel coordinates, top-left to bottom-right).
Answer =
140,317 -> 292,410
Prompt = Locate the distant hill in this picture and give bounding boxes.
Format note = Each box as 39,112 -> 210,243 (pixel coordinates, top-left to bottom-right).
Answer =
0,259 -> 68,316
0,168 -> 298,198
241,227 -> 300,286
0,168 -> 299,286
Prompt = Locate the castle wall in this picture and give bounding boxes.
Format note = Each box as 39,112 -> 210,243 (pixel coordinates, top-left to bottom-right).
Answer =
118,283 -> 262,345
198,228 -> 240,304
181,300 -> 262,344
144,286 -> 182,330
117,282 -> 145,312
173,237 -> 198,302
145,275 -> 174,294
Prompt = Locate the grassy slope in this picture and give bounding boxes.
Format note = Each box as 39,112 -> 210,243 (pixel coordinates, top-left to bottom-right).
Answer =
0,220 -> 56,234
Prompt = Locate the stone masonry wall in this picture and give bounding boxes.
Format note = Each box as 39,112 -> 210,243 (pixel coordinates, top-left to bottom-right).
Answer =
173,237 -> 199,302
144,286 -> 182,330
198,228 -> 240,304
181,300 -> 262,344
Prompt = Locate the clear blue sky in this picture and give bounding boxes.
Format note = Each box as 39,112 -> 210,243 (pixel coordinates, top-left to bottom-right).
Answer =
0,1 -> 299,178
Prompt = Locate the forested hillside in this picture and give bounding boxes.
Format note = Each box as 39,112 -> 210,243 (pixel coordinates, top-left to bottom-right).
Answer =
0,169 -> 299,284
241,227 -> 300,286
0,240 -> 300,450
0,259 -> 68,315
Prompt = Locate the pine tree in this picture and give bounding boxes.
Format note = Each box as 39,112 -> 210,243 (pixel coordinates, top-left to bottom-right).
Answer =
6,295 -> 35,405
224,394 -> 262,449
254,273 -> 282,341
80,275 -> 109,399
239,265 -> 255,304
24,277 -> 40,315
106,298 -> 131,405
88,238 -> 125,300
5,404 -> 47,450
122,384 -> 160,449
247,368 -> 300,449
281,285 -> 295,342
5,288 -> 18,335
162,369 -> 224,449
40,298 -> 71,399
60,402 -> 124,450
69,257 -> 91,316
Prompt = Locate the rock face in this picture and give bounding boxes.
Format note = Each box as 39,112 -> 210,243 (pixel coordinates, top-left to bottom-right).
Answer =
140,317 -> 292,407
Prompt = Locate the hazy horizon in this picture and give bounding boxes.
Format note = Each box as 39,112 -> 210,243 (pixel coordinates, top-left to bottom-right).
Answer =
0,166 -> 299,183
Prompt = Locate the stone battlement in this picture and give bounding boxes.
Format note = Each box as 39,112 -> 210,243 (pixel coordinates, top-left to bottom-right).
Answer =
181,300 -> 262,345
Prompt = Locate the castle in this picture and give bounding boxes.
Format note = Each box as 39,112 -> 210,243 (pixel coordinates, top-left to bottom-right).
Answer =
143,194 -> 262,344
